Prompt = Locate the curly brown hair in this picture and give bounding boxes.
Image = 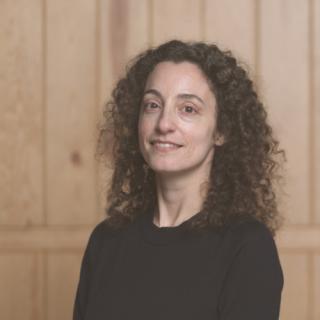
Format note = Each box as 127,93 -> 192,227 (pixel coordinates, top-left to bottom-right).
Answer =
96,39 -> 286,237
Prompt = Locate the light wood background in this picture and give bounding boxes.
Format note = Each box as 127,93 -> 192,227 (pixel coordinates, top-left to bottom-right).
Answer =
0,0 -> 319,319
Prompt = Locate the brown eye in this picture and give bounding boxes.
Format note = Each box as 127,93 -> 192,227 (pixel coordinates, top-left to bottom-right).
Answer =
144,102 -> 159,110
183,105 -> 197,114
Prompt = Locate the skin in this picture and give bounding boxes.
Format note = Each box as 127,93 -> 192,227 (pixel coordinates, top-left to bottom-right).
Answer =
138,61 -> 224,227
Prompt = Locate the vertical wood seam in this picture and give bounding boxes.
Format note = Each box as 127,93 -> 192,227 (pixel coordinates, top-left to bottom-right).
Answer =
42,0 -> 48,227
200,0 -> 205,41
146,0 -> 152,47
43,251 -> 48,320
308,253 -> 314,320
309,0 -> 315,225
254,0 -> 260,86
32,253 -> 38,319
149,0 -> 154,45
40,251 -> 46,320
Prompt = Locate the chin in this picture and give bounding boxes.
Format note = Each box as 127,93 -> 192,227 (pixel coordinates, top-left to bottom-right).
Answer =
149,163 -> 180,173
151,165 -> 178,173
150,163 -> 193,175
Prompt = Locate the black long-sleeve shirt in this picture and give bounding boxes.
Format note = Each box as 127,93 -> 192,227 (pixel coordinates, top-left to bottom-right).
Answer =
73,211 -> 284,320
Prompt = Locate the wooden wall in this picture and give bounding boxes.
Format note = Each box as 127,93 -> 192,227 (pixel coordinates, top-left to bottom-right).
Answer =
0,0 -> 319,319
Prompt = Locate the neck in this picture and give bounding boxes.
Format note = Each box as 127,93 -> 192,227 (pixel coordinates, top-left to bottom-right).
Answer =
153,167 -> 210,227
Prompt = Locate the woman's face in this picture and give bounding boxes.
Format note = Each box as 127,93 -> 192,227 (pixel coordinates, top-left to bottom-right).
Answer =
138,61 -> 221,176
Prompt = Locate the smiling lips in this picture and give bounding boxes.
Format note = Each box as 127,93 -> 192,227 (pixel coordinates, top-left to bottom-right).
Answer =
151,140 -> 183,151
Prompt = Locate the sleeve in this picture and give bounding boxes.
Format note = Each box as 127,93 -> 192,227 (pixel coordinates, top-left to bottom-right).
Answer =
218,224 -> 284,320
73,224 -> 102,320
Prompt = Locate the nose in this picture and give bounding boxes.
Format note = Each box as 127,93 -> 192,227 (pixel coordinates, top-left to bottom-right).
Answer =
156,106 -> 176,133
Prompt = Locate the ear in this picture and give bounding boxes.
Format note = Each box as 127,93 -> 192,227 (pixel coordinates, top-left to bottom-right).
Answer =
214,133 -> 225,146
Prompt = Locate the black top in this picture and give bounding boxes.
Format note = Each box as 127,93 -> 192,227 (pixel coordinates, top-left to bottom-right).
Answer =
73,211 -> 284,320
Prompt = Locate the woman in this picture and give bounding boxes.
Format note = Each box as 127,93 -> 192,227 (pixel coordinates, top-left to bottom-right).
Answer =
73,39 -> 285,320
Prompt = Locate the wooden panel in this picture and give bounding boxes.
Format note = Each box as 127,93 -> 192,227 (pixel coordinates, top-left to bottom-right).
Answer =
98,0 -> 149,219
152,0 -> 202,45
259,0 -> 310,224
0,228 -> 91,250
1,226 -> 320,250
0,0 -> 43,225
0,253 -> 44,320
47,252 -> 83,320
100,0 -> 149,99
315,0 -> 320,223
314,254 -> 320,320
204,0 -> 256,70
46,0 -> 97,225
279,252 -> 309,320
276,226 -> 320,250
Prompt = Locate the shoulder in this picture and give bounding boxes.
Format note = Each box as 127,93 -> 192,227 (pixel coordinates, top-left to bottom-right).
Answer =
224,216 -> 274,246
84,218 -> 122,261
217,216 -> 281,268
89,218 -> 117,241
217,215 -> 284,288
217,217 -> 284,318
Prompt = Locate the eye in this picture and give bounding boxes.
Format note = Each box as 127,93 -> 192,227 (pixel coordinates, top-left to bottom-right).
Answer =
182,105 -> 197,114
143,102 -> 159,111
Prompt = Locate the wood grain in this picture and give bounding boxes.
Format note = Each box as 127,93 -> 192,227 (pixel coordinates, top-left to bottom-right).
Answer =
152,0 -> 202,45
0,0 -> 43,226
279,253 -> 309,320
259,0 -> 310,224
0,228 -> 92,250
314,0 -> 320,224
46,0 -> 97,225
47,252 -> 83,320
314,254 -> 320,320
204,0 -> 256,71
0,253 -> 44,320
0,226 -> 320,250
99,0 -> 150,106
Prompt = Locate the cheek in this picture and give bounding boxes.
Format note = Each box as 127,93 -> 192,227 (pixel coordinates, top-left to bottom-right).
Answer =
191,125 -> 215,148
138,118 -> 151,142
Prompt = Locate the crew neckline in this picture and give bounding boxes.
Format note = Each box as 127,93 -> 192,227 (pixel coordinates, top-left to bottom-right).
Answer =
138,210 -> 203,245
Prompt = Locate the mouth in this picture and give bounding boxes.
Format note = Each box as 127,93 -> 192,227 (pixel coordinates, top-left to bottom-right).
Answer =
151,139 -> 183,146
151,141 -> 182,146
150,141 -> 183,152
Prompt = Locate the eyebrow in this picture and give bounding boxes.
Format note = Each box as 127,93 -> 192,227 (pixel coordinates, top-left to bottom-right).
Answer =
143,89 -> 205,106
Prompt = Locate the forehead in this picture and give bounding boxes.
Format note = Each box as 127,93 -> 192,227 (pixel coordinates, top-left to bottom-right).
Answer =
144,61 -> 212,92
